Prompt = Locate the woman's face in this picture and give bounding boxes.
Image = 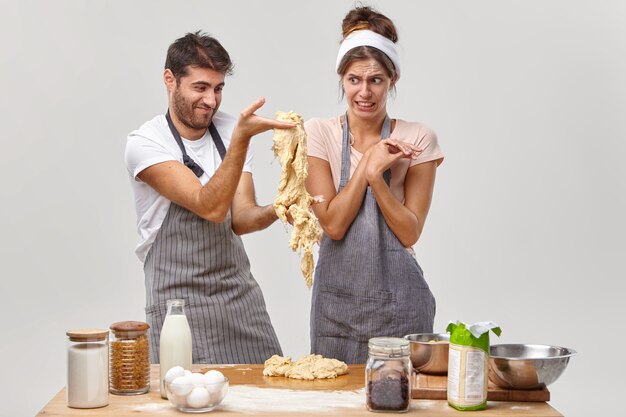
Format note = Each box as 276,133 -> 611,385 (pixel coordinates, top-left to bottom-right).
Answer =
342,58 -> 393,122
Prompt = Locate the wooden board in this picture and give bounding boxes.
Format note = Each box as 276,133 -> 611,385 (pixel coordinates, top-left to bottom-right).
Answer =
412,372 -> 550,402
199,364 -> 365,391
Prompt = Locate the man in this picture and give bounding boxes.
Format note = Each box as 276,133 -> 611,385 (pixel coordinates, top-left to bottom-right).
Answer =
125,31 -> 294,364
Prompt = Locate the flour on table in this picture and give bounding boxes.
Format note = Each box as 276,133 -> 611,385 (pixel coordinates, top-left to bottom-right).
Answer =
264,354 -> 348,380
132,402 -> 172,413
272,111 -> 322,288
221,386 -> 365,414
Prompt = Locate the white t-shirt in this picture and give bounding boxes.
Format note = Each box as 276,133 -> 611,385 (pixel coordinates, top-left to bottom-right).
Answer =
125,110 -> 253,262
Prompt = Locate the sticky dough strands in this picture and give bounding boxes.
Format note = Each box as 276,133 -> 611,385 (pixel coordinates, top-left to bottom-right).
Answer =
273,111 -> 322,288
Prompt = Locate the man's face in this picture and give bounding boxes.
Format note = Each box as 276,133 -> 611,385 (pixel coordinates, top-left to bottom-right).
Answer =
171,66 -> 225,131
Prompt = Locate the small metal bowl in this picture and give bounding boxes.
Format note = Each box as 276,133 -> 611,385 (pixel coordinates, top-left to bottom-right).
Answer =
489,344 -> 576,390
404,333 -> 450,375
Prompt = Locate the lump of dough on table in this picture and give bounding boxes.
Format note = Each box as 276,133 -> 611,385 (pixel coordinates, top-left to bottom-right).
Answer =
272,111 -> 322,288
264,353 -> 348,380
300,354 -> 347,376
262,354 -> 293,376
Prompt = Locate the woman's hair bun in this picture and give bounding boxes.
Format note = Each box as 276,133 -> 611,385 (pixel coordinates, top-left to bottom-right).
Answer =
341,5 -> 398,43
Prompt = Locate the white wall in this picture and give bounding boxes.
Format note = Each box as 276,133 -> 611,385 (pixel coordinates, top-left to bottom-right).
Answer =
0,1 -> 624,416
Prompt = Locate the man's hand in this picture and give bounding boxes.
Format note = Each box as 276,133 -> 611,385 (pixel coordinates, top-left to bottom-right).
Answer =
285,206 -> 295,225
233,97 -> 296,139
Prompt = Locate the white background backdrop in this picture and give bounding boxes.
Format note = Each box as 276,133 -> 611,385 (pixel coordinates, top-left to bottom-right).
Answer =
1,1 -> 624,416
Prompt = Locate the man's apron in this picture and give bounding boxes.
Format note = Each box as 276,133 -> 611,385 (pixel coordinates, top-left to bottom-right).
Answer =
310,114 -> 436,364
144,120 -> 282,364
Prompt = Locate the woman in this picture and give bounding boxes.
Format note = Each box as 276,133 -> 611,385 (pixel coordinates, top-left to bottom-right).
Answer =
305,6 -> 444,363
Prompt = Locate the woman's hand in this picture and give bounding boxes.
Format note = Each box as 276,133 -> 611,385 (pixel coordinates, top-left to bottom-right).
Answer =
365,139 -> 421,182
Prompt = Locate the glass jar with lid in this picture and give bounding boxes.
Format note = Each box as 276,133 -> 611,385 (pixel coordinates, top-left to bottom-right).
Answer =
109,321 -> 150,395
66,329 -> 109,408
365,337 -> 411,413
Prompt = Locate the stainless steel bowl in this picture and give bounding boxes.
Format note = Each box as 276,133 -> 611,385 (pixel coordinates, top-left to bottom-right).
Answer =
489,344 -> 576,390
404,333 -> 450,375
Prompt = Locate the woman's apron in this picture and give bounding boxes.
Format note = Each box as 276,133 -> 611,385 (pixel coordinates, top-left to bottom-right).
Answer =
310,114 -> 436,364
144,119 -> 282,364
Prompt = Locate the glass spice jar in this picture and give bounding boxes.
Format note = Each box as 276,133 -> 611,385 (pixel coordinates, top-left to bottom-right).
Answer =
365,337 -> 411,413
109,321 -> 150,395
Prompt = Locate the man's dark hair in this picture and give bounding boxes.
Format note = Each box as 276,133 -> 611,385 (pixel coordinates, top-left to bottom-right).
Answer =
165,31 -> 234,81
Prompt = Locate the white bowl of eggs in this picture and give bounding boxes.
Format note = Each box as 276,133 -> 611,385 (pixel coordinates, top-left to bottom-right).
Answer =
163,366 -> 229,413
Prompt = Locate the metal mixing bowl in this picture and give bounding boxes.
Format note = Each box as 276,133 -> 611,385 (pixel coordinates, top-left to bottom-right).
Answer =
404,333 -> 450,374
489,344 -> 576,390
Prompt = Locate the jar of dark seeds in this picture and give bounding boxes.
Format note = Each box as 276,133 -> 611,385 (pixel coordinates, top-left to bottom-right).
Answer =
109,321 -> 150,395
366,337 -> 411,413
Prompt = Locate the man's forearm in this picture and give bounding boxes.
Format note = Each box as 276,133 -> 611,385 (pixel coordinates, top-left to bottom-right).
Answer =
196,135 -> 251,222
232,204 -> 278,235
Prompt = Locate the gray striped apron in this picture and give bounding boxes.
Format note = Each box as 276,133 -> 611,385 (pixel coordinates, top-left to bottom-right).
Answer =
310,114 -> 436,364
144,123 -> 282,364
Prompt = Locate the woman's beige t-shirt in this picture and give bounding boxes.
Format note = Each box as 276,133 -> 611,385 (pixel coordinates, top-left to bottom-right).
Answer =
305,117 -> 444,202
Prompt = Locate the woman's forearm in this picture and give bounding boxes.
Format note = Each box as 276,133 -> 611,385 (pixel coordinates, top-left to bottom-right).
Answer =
368,175 -> 421,247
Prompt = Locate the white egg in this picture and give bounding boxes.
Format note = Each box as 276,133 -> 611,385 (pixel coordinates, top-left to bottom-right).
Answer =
208,385 -> 226,403
188,372 -> 206,386
208,390 -> 220,405
184,370 -> 192,377
204,370 -> 225,383
203,370 -> 226,394
171,392 -> 188,407
164,365 -> 186,384
169,375 -> 193,397
186,386 -> 210,409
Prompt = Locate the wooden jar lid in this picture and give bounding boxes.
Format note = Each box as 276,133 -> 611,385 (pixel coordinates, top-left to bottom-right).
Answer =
109,321 -> 150,335
66,329 -> 109,342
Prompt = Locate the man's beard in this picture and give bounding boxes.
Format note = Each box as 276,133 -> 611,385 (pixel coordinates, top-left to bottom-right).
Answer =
172,88 -> 213,131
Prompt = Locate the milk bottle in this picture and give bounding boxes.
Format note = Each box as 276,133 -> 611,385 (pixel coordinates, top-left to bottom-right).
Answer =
159,299 -> 192,398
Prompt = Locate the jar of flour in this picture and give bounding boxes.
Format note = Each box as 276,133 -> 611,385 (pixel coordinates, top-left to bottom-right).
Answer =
66,329 -> 109,408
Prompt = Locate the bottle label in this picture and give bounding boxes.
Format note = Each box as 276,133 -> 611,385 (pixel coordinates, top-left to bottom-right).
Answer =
447,343 -> 487,408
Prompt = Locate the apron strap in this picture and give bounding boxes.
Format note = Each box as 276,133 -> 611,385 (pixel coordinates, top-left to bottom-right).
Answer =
165,111 -> 227,177
339,113 -> 392,189
208,123 -> 227,160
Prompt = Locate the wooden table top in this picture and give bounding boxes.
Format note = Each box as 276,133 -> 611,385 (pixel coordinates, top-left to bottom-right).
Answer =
37,364 -> 563,416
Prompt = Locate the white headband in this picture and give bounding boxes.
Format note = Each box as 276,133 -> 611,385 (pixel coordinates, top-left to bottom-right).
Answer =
335,29 -> 401,79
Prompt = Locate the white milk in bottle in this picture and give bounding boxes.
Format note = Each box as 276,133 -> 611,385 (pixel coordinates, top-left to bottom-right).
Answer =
159,299 -> 192,398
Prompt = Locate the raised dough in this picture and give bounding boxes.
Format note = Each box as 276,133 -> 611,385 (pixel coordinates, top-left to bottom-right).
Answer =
263,354 -> 348,380
272,111 -> 322,288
